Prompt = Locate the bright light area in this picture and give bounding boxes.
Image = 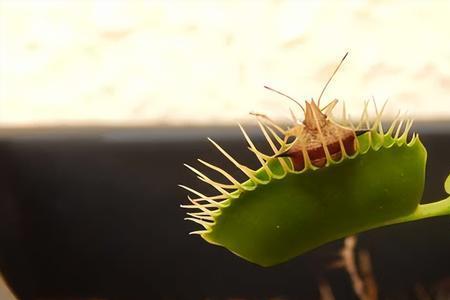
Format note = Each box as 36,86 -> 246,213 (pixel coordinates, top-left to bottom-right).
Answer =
1,0 -> 450,127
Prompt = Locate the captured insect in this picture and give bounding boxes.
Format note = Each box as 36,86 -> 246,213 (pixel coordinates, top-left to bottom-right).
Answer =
180,53 -> 450,267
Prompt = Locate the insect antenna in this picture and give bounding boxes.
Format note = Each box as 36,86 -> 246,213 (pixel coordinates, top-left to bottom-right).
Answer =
317,52 -> 349,107
264,85 -> 305,113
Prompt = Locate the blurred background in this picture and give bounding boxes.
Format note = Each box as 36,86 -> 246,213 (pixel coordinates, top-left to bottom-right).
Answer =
0,1 -> 449,300
1,0 -> 450,126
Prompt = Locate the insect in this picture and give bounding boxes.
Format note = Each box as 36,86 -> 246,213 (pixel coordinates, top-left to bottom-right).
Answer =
180,54 -> 450,267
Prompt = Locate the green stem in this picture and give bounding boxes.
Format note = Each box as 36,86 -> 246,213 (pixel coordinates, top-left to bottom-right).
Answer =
385,196 -> 450,226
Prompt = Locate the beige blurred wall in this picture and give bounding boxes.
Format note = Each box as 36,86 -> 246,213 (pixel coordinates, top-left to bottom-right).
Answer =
1,0 -> 450,127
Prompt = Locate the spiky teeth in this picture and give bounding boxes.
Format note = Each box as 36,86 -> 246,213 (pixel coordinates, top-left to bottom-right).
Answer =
181,100 -> 416,233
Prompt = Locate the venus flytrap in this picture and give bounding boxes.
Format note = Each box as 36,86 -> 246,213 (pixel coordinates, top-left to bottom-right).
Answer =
180,54 -> 450,267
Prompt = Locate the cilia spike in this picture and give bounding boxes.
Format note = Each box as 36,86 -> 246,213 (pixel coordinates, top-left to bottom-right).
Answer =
180,55 -> 450,267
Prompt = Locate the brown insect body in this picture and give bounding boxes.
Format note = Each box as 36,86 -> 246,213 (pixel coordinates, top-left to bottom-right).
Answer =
281,100 -> 356,171
265,52 -> 362,171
